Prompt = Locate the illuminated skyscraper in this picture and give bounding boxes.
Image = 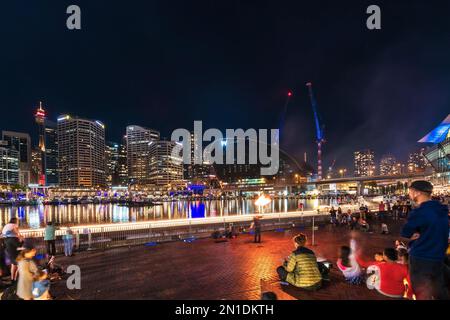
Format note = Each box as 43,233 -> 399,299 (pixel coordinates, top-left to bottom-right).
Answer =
126,125 -> 160,185
380,154 -> 398,176
57,115 -> 106,188
34,102 -> 58,186
354,149 -> 376,177
2,131 -> 31,186
106,141 -> 119,186
407,148 -> 427,173
0,140 -> 19,185
149,140 -> 183,186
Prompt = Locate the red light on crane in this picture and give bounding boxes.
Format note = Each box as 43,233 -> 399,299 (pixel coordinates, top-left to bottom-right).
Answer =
287,91 -> 293,97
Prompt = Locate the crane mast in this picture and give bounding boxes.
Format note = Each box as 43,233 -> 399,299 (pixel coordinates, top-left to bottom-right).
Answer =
306,82 -> 326,180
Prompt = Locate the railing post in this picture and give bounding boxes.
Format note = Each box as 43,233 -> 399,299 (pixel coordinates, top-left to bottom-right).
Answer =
76,232 -> 80,251
312,216 -> 315,246
87,229 -> 92,251
101,227 -> 105,250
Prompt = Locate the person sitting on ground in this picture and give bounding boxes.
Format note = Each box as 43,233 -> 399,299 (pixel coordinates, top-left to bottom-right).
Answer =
337,239 -> 363,285
32,270 -> 52,300
396,248 -> 415,299
277,233 -> 322,291
381,223 -> 389,235
356,252 -> 384,270
395,240 -> 407,252
365,248 -> 408,299
397,248 -> 408,265
358,218 -> 370,232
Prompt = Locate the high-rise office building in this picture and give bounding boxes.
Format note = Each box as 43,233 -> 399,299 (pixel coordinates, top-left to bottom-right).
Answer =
0,140 -> 19,185
126,125 -> 160,185
34,102 -> 58,186
149,140 -> 183,186
183,131 -> 214,182
57,114 -> 106,188
117,138 -> 128,185
407,148 -> 427,173
2,131 -> 31,186
106,141 -> 119,186
380,154 -> 398,176
354,149 -> 376,177
30,148 -> 42,184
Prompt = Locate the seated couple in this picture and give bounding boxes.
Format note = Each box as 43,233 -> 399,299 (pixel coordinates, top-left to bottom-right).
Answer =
337,239 -> 410,298
276,233 -> 329,291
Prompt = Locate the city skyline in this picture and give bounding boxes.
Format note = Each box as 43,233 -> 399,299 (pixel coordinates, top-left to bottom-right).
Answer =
1,1 -> 450,171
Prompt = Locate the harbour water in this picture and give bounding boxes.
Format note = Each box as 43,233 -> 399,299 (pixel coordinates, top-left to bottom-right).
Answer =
0,198 -> 341,229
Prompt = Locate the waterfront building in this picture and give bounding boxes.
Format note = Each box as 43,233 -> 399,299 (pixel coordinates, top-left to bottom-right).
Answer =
419,114 -> 450,187
354,149 -> 376,177
126,125 -> 160,186
183,131 -> 215,183
30,147 -> 42,184
117,138 -> 128,185
34,102 -> 58,186
407,148 -> 427,173
106,141 -> 119,186
149,140 -> 183,186
57,114 -> 106,188
380,154 -> 399,176
1,130 -> 31,186
0,140 -> 19,185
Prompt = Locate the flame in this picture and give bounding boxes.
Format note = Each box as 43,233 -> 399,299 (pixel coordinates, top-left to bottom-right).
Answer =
255,194 -> 271,207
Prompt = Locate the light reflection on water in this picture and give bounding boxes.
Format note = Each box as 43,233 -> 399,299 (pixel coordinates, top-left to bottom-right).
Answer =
0,199 -> 339,229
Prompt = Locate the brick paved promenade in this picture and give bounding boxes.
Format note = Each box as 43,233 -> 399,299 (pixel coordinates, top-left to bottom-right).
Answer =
50,217 -> 412,300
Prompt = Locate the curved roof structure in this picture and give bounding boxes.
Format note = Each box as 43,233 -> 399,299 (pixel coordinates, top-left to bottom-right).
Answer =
418,114 -> 450,144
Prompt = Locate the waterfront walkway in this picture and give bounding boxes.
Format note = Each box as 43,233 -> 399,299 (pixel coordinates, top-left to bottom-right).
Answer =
50,218 -> 409,300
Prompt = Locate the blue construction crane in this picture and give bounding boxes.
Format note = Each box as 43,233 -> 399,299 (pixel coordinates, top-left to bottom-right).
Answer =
306,82 -> 326,180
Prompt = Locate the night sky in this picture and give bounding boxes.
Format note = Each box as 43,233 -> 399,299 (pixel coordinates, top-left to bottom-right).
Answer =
1,0 -> 450,171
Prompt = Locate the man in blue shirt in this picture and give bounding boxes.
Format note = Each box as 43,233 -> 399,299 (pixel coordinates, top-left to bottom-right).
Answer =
44,222 -> 58,257
401,180 -> 449,300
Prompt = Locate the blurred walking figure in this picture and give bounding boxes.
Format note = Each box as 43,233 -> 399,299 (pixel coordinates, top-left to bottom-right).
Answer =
16,240 -> 39,300
63,227 -> 74,257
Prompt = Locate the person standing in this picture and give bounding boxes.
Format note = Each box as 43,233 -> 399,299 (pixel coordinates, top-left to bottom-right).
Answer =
63,227 -> 74,257
378,201 -> 386,221
401,180 -> 449,300
329,207 -> 337,225
1,217 -> 23,282
250,216 -> 262,243
44,222 -> 57,257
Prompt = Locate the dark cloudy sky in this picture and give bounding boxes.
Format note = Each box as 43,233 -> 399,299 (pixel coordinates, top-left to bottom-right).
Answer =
1,0 -> 449,171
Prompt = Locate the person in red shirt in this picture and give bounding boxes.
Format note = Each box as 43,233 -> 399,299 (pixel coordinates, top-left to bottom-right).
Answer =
365,248 -> 408,298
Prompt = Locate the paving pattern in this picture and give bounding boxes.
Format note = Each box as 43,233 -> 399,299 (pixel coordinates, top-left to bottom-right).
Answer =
51,218 -> 412,300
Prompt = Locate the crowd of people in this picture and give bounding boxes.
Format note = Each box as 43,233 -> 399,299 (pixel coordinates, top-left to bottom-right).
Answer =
0,220 -> 75,300
275,180 -> 450,300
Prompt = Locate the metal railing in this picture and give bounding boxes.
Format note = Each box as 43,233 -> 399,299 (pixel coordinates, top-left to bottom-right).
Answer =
19,203 -> 375,254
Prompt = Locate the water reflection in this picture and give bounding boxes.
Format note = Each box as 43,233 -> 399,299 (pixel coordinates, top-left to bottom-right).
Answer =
0,198 -> 339,229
